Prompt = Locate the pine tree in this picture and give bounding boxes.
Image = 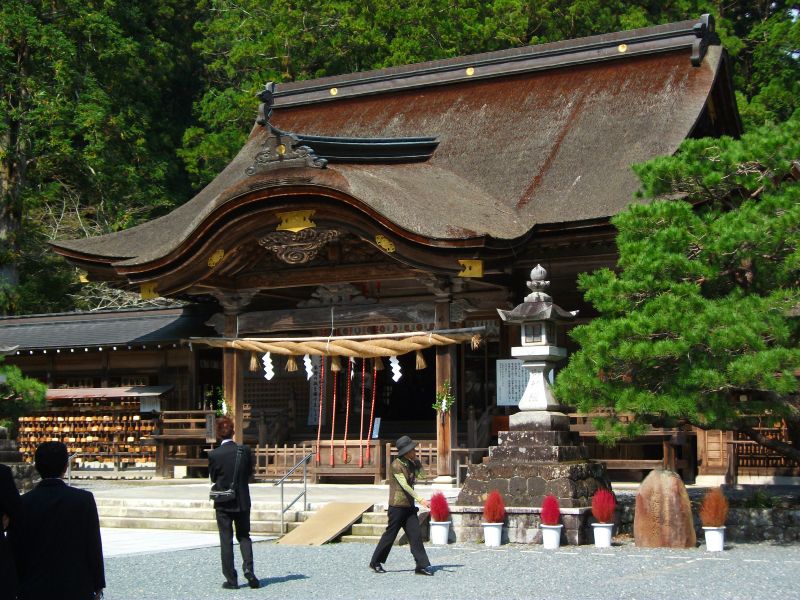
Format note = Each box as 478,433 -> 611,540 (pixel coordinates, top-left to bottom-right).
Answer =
554,113 -> 800,461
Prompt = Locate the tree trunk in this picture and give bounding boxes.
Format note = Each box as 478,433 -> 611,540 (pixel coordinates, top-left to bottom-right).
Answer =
0,38 -> 29,315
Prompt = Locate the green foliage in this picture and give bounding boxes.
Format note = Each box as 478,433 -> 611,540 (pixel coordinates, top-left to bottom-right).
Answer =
0,358 -> 47,435
432,380 -> 455,413
0,0 -> 200,314
1,1 -> 798,315
555,113 -> 800,447
742,488 -> 776,509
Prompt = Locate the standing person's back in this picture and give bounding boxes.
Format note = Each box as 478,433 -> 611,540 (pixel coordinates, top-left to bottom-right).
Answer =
208,417 -> 260,590
17,442 -> 105,600
1,463 -> 21,599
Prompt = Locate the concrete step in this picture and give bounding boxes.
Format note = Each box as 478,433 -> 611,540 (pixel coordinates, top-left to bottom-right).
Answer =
339,534 -> 381,544
94,498 -> 285,511
97,505 -> 308,522
360,512 -> 388,525
350,523 -> 387,536
98,515 -> 303,534
95,496 -> 314,533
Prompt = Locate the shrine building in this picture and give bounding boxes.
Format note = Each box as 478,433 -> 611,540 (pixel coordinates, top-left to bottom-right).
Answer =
7,16 -> 783,483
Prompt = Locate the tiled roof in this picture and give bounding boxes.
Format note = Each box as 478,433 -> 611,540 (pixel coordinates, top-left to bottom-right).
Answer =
51,16 -> 740,270
0,306 -> 216,351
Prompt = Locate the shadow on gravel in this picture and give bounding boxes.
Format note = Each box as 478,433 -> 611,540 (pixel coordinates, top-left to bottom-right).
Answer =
431,564 -> 464,573
263,573 -> 309,586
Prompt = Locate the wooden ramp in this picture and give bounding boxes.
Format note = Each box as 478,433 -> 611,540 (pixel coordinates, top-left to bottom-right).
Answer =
277,502 -> 375,546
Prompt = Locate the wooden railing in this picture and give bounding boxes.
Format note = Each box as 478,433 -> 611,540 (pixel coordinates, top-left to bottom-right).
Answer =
726,428 -> 800,484
255,443 -> 315,481
384,441 -> 437,476
255,440 -> 383,483
568,412 -> 695,479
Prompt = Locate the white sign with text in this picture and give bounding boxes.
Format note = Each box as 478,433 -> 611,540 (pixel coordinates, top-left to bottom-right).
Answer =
495,359 -> 528,406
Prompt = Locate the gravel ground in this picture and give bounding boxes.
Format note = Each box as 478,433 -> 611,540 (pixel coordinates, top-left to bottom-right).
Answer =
103,539 -> 800,600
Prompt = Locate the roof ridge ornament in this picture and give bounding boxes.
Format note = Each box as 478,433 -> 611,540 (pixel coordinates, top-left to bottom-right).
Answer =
691,14 -> 717,67
253,81 -> 439,167
247,82 -> 328,175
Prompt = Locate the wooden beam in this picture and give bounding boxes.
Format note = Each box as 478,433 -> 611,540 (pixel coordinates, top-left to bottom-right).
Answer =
222,314 -> 245,443
435,299 -> 456,479
234,263 -> 419,290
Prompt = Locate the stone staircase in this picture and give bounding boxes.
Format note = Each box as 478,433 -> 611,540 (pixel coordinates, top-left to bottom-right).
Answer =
96,497 -> 395,543
339,510 -> 388,543
95,497 -> 311,535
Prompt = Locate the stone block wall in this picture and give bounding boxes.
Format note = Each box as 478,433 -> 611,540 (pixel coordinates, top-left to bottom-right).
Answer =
449,505 -> 592,545
614,494 -> 800,543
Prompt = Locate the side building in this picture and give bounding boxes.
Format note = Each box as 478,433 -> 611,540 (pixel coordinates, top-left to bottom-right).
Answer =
0,305 -> 220,472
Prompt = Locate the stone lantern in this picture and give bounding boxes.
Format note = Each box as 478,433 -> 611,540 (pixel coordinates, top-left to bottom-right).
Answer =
497,264 -> 577,432
456,265 -> 609,545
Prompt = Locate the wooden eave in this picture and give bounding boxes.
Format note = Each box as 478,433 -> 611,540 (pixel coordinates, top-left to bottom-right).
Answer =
68,184 -> 532,296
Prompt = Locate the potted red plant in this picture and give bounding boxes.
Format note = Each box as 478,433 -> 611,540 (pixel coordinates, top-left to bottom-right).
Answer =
699,487 -> 729,551
539,495 -> 562,549
591,488 -> 616,547
481,490 -> 506,547
429,492 -> 451,545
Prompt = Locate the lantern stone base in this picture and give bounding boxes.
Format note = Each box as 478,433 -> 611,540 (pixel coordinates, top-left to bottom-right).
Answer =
446,505 -> 592,545
508,410 -> 570,431
456,428 -> 610,512
1,439 -> 39,493
0,438 -> 23,463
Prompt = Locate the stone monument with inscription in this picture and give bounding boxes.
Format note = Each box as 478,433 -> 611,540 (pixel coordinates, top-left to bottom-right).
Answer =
456,265 -> 609,543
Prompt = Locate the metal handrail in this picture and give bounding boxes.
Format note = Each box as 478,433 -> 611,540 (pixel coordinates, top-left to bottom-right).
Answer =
273,452 -> 314,535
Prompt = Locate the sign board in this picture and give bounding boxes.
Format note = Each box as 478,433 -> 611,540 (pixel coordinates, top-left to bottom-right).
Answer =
307,356 -> 325,426
372,417 -> 381,439
496,359 -> 528,406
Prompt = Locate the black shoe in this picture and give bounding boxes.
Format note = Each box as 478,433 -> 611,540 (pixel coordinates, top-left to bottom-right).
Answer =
222,581 -> 239,589
369,563 -> 387,574
245,574 -> 261,589
415,567 -> 434,576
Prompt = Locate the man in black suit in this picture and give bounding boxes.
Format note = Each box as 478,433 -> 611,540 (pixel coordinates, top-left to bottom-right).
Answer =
1,462 -> 21,599
16,442 -> 105,600
208,416 -> 260,590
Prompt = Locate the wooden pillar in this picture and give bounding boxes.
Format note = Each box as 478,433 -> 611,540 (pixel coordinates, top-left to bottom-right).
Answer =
223,313 -> 245,443
100,350 -> 109,387
435,298 -> 456,478
188,345 -> 198,410
215,291 -> 255,444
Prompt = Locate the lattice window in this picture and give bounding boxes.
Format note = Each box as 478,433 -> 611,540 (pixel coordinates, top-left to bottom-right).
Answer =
64,377 -> 94,388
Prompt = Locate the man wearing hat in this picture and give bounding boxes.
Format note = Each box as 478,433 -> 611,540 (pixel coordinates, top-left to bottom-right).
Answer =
369,435 -> 433,576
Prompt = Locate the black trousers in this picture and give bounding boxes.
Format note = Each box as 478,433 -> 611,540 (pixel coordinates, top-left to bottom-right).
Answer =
370,506 -> 430,569
215,509 -> 254,584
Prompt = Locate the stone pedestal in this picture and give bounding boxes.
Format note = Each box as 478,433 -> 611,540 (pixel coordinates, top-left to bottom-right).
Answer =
0,438 -> 23,462
457,430 -> 609,509
0,439 -> 38,493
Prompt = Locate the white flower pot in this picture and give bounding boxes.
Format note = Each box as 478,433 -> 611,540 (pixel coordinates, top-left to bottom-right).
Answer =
482,522 -> 504,547
591,522 -> 614,548
430,520 -> 451,545
703,526 -> 726,552
540,524 -> 563,550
